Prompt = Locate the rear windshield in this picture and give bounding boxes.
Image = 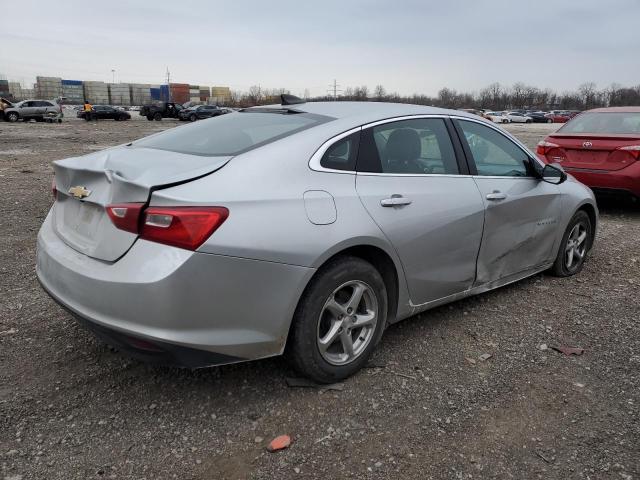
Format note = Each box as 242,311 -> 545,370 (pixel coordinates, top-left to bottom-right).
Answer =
560,112 -> 640,134
133,110 -> 332,156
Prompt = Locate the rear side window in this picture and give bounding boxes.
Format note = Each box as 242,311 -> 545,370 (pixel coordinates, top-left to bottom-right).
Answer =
133,111 -> 333,156
320,132 -> 360,171
560,112 -> 640,134
358,118 -> 459,174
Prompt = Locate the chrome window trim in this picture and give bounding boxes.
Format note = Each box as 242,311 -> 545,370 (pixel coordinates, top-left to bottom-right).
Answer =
308,126 -> 362,174
308,113 -> 544,178
309,115 -> 456,176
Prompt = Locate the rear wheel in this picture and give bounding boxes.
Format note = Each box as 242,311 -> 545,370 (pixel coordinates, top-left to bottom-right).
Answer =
550,210 -> 592,277
153,112 -> 162,121
286,256 -> 387,383
6,112 -> 19,122
146,115 -> 153,121
547,118 -> 553,123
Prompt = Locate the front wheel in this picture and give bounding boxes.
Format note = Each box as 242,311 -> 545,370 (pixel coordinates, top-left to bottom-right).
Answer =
547,118 -> 553,123
189,114 -> 197,122
285,256 -> 388,383
6,112 -> 19,122
550,210 -> 592,277
146,115 -> 153,121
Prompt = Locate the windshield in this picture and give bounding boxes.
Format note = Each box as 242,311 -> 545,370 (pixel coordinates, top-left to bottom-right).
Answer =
133,111 -> 333,156
560,112 -> 640,134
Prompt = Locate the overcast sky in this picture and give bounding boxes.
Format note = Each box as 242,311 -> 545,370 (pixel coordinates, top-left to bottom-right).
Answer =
2,0 -> 639,97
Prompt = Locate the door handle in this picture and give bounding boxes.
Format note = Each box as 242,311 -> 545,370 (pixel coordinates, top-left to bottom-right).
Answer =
486,190 -> 507,201
380,195 -> 412,207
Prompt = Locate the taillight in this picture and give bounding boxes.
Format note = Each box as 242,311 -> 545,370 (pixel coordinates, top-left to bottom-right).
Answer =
536,140 -> 560,156
140,207 -> 228,250
106,203 -> 228,251
617,145 -> 640,160
106,203 -> 145,234
52,177 -> 57,201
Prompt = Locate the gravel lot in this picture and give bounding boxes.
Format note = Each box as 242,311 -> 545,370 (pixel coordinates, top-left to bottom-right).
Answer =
1,116 -> 639,480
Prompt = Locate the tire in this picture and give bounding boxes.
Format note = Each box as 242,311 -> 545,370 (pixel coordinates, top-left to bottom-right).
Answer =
550,210 -> 592,277
285,256 -> 388,383
146,115 -> 153,121
6,112 -> 19,122
153,112 -> 162,121
189,114 -> 197,122
526,119 -> 532,123
547,118 -> 553,123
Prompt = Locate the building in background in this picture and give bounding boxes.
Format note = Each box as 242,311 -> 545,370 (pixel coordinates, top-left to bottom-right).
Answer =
189,85 -> 200,104
210,86 -> 231,105
199,86 -> 210,103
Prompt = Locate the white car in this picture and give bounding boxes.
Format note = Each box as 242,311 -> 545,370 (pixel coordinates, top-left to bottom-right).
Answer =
504,112 -> 533,123
484,111 -> 510,123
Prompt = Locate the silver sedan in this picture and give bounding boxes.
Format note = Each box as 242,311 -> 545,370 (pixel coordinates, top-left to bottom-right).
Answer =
37,97 -> 597,383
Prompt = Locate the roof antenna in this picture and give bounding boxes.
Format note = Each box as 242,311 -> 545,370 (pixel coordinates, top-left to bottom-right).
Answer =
281,94 -> 305,106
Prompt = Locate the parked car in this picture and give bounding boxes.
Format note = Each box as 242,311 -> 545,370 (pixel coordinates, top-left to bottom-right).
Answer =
139,102 -> 183,121
504,112 -> 533,123
526,112 -> 554,123
178,105 -> 227,122
484,111 -> 510,123
37,97 -> 597,383
537,106 -> 640,200
77,105 -> 131,121
3,99 -> 61,122
546,111 -> 571,123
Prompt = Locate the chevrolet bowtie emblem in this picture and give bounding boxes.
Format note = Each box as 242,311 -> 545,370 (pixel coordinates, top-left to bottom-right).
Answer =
68,186 -> 91,199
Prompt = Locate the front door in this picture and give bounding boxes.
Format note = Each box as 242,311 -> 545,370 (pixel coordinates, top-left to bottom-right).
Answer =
355,117 -> 485,306
454,119 -> 562,284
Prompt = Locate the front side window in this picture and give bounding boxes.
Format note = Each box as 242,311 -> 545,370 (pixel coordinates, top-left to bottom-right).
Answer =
133,111 -> 333,156
457,120 -> 531,177
358,118 -> 459,174
320,132 -> 360,171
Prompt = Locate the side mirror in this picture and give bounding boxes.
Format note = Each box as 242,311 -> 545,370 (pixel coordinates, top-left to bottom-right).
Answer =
541,163 -> 567,185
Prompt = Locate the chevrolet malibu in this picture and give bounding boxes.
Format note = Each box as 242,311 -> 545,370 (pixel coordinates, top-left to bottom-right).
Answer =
37,96 -> 598,383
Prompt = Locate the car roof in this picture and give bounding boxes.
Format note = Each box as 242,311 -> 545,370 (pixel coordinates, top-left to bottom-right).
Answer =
584,106 -> 640,113
250,101 -> 479,124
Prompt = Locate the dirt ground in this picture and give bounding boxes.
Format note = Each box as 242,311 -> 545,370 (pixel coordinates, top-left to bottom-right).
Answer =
1,116 -> 639,480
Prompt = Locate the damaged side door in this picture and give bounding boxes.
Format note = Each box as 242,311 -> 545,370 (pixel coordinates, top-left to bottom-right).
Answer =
453,118 -> 561,284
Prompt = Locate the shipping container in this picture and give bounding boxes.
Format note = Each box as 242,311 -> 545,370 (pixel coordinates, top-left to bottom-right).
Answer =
83,81 -> 109,104
108,83 -> 132,105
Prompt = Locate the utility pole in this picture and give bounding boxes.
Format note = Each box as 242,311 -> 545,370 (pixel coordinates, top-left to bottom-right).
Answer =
111,69 -> 115,83
327,79 -> 342,100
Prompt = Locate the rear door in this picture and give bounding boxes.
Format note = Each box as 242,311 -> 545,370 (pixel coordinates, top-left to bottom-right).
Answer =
355,116 -> 485,305
454,118 -> 561,284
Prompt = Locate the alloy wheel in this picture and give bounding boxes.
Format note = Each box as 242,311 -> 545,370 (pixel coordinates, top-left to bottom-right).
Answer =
565,222 -> 588,271
316,280 -> 378,366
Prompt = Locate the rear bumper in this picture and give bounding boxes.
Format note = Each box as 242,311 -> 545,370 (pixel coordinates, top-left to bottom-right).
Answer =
36,211 -> 315,366
564,161 -> 640,198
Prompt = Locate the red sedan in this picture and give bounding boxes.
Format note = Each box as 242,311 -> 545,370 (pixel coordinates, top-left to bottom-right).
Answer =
537,107 -> 640,199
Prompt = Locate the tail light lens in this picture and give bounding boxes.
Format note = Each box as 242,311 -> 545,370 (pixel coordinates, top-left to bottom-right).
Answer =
617,145 -> 640,160
106,203 -> 228,251
536,140 -> 560,156
106,203 -> 145,234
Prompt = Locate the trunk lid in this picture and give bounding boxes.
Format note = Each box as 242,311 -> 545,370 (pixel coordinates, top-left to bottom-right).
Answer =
547,133 -> 640,171
52,146 -> 231,261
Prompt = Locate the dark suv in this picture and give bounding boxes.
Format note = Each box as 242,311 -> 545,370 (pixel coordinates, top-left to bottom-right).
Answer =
178,105 -> 227,122
3,100 -> 61,122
